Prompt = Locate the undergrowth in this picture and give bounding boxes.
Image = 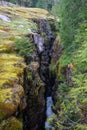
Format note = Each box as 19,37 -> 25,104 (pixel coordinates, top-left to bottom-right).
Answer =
15,36 -> 35,57
52,20 -> 87,130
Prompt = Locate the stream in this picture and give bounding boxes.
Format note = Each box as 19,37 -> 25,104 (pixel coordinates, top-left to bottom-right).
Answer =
34,19 -> 54,130
34,32 -> 54,129
45,96 -> 54,129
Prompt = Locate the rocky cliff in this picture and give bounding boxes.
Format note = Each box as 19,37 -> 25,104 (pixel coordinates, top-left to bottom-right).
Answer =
0,6 -> 55,130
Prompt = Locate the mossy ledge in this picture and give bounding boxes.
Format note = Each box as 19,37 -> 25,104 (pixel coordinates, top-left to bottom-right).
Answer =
0,6 -> 55,130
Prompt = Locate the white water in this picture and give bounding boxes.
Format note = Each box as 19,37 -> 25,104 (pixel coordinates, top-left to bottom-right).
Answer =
45,96 -> 54,130
0,14 -> 11,22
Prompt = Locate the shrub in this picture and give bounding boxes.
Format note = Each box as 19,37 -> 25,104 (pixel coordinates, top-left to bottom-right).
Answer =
15,36 -> 35,57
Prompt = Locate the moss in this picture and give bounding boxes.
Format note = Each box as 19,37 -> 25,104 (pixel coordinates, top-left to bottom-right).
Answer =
0,41 -> 14,53
0,5 -> 54,129
0,54 -> 26,121
0,117 -> 22,130
74,124 -> 87,130
0,85 -> 24,120
0,6 -> 51,37
15,36 -> 35,57
0,6 -> 49,19
0,54 -> 26,88
0,6 -> 53,55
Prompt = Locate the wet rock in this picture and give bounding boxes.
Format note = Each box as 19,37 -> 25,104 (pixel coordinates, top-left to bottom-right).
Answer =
0,14 -> 11,22
34,34 -> 44,53
23,62 -> 45,130
0,85 -> 26,121
29,61 -> 39,71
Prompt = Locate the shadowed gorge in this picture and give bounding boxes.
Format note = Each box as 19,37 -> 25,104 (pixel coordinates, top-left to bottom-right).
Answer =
23,18 -> 55,130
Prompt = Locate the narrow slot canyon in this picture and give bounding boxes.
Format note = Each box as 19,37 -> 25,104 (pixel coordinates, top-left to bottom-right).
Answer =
0,1 -> 86,130
23,18 -> 56,130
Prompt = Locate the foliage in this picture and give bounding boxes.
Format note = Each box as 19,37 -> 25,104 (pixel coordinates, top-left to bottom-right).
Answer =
3,0 -> 30,6
52,0 -> 86,47
15,36 -> 35,57
51,0 -> 87,129
30,0 -> 38,7
0,117 -> 22,130
4,0 -> 54,11
36,0 -> 54,11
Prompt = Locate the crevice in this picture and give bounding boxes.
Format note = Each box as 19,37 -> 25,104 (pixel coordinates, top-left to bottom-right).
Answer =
23,18 -> 55,130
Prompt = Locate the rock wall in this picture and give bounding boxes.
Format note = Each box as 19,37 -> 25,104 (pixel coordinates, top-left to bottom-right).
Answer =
0,6 -> 55,130
23,18 -> 55,130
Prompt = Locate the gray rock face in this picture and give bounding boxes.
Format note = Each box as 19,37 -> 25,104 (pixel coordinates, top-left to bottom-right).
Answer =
23,18 -> 54,130
0,14 -> 11,22
34,34 -> 44,53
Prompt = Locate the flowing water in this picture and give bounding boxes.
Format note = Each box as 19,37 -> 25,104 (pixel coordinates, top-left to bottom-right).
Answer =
45,96 -> 54,130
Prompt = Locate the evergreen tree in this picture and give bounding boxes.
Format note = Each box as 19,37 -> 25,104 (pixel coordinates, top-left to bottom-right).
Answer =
4,0 -> 30,6
36,0 -> 54,11
55,0 -> 87,47
31,0 -> 38,7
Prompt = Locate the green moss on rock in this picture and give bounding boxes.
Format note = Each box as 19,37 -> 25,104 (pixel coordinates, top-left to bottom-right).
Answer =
0,117 -> 22,130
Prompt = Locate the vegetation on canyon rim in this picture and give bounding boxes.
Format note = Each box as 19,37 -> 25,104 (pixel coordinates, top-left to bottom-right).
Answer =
0,5 -> 50,130
15,37 -> 35,57
50,0 -> 87,129
0,0 -> 87,130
